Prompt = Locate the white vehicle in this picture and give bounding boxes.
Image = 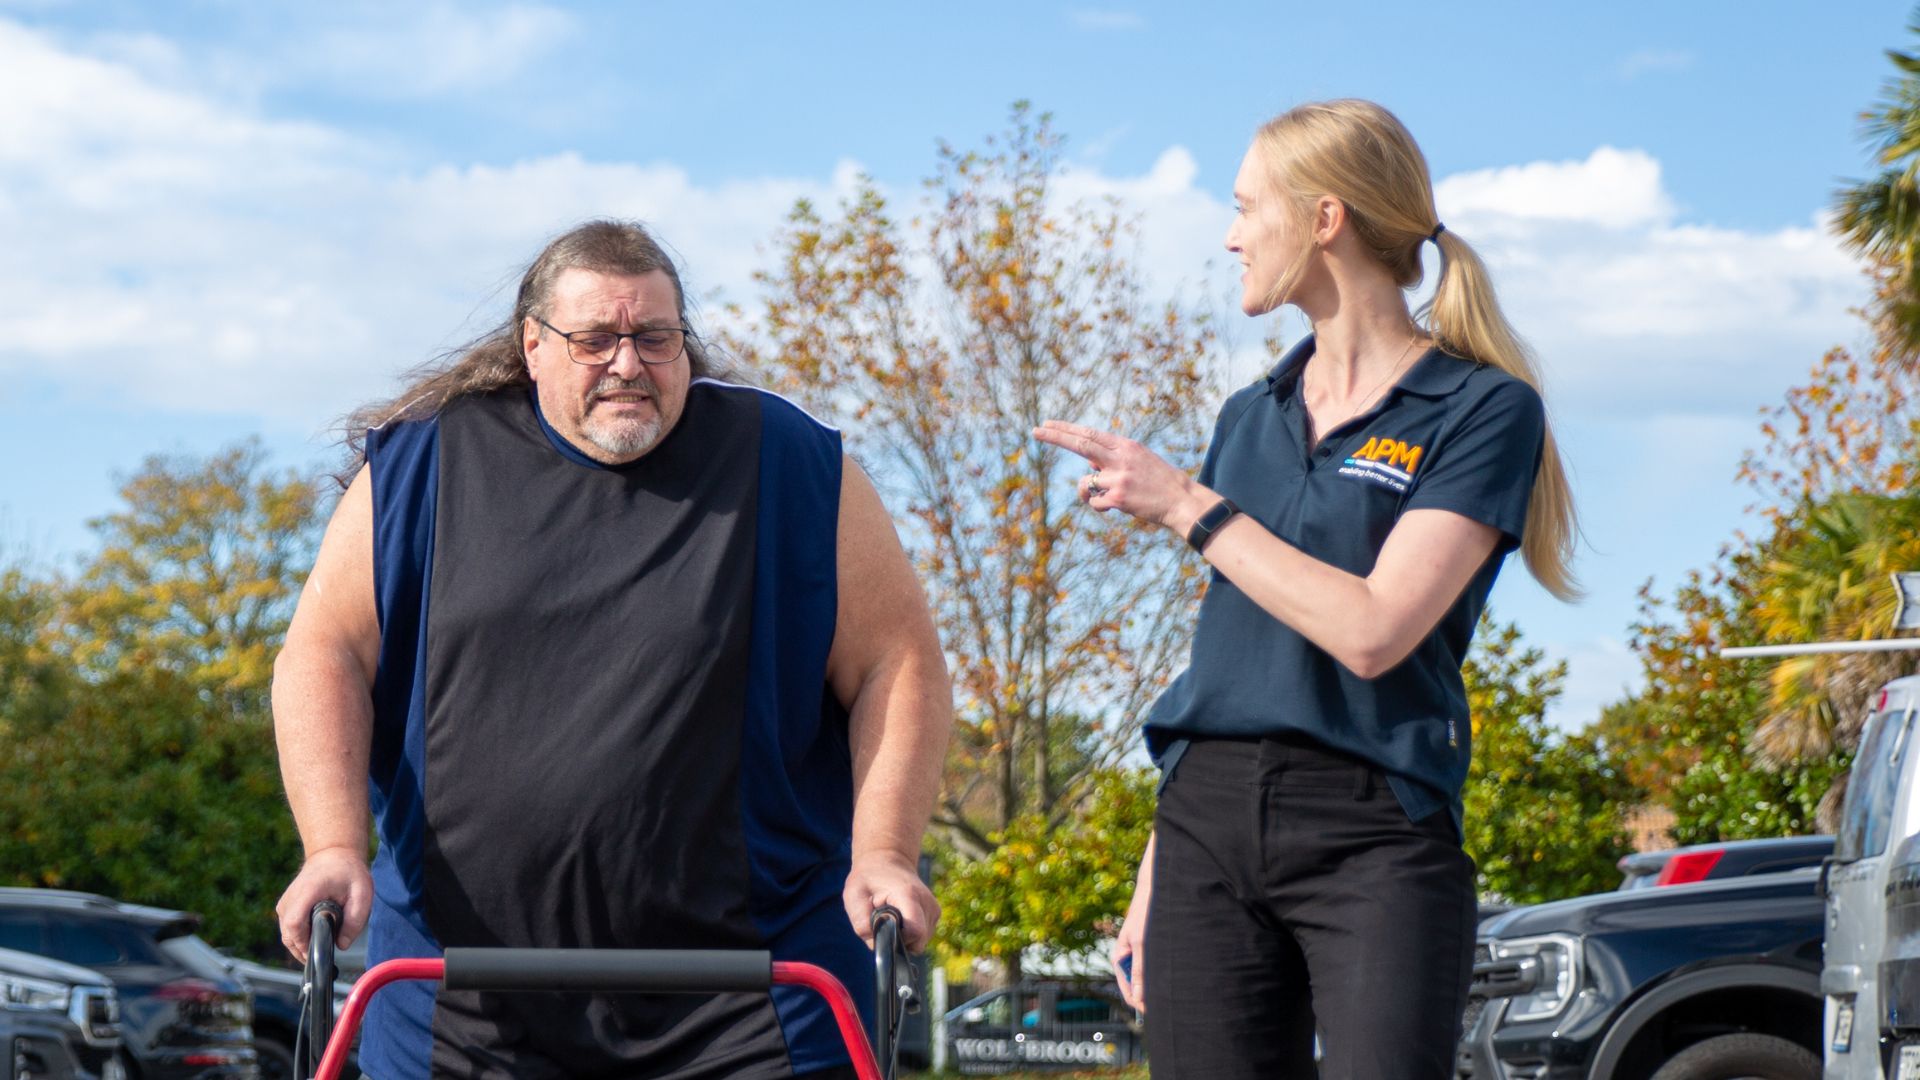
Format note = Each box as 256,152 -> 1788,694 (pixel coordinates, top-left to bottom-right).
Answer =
1824,675 -> 1920,1079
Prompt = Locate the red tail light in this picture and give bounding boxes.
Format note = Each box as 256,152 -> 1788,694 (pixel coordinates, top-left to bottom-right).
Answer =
153,978 -> 223,1004
181,1052 -> 241,1066
1654,849 -> 1724,886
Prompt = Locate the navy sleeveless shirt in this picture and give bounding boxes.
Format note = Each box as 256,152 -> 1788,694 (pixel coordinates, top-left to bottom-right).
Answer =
359,381 -> 864,1078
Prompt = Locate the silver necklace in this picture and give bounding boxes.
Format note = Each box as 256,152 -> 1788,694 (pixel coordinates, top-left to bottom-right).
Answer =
1306,334 -> 1423,445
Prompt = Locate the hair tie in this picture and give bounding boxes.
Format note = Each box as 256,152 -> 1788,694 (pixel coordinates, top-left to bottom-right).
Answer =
1427,222 -> 1446,245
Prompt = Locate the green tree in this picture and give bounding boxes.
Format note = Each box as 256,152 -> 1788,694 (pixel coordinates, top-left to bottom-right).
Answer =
1607,551 -> 1843,843
0,568 -> 73,737
1463,618 -> 1637,903
723,104 -> 1223,975
934,769 -> 1154,967
0,665 -> 297,957
0,442 -> 325,956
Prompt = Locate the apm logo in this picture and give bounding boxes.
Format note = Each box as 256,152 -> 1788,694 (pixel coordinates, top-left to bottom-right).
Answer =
1352,436 -> 1423,474
1338,435 -> 1425,493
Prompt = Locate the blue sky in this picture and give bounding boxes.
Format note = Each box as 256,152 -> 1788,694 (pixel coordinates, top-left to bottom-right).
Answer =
0,0 -> 1910,728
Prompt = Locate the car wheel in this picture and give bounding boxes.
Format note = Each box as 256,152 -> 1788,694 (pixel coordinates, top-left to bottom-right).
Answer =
254,1037 -> 296,1080
1648,1033 -> 1820,1080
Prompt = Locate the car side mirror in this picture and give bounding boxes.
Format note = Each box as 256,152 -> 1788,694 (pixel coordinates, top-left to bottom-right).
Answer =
1817,855 -> 1836,900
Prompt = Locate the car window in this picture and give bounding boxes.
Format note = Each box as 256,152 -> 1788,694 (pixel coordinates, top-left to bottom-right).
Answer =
0,912 -> 43,954
49,918 -> 163,969
1837,708 -> 1915,862
1745,855 -> 1830,876
1055,994 -> 1123,1024
158,935 -> 235,980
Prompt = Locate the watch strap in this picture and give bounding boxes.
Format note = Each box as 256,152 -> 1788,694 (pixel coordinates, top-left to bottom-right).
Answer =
1185,497 -> 1241,554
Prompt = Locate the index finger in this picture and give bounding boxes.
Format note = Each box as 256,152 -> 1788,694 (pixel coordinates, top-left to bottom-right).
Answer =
1032,420 -> 1118,464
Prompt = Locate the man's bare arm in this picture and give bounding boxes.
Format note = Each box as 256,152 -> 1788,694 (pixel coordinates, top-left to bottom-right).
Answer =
827,458 -> 953,952
272,466 -> 381,959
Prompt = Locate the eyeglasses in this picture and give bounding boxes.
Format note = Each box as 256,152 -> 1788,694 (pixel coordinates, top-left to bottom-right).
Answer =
537,318 -> 694,366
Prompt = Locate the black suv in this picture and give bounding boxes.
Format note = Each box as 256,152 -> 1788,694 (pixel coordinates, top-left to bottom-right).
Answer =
0,889 -> 258,1079
1460,867 -> 1823,1079
0,945 -> 124,1079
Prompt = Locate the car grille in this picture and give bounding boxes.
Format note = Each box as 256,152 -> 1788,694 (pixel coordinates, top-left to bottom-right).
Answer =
1456,944 -> 1493,1079
1461,943 -> 1492,1034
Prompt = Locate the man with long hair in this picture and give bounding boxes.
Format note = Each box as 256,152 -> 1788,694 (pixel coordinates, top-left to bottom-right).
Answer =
271,219 -> 951,1079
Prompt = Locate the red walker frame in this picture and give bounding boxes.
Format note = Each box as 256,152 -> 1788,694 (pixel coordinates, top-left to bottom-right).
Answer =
311,955 -> 887,1080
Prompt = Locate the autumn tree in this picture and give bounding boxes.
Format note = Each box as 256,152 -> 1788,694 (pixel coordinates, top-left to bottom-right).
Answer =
1599,279 -> 1918,837
723,104 -> 1221,969
49,440 -> 322,719
1463,617 -> 1637,903
0,442 -> 325,955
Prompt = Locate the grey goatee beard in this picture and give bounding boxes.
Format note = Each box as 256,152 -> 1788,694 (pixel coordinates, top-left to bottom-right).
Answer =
583,374 -> 665,458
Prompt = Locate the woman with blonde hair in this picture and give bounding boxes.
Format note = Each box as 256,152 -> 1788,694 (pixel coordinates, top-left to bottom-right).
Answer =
1034,99 -> 1577,1078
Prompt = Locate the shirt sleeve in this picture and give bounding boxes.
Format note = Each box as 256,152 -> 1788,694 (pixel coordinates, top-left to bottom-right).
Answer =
1401,377 -> 1545,552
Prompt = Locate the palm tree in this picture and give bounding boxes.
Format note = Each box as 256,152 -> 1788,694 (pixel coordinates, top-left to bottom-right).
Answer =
1748,493 -> 1920,771
1837,16 -> 1920,364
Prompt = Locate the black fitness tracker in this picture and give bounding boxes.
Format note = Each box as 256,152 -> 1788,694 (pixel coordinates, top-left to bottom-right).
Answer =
1185,497 -> 1241,554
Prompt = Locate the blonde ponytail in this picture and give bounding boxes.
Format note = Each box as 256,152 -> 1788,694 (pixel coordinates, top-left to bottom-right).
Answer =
1423,231 -> 1581,600
1253,100 -> 1581,601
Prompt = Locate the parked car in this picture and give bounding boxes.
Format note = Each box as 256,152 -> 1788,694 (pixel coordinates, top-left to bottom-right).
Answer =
0,889 -> 258,1079
153,935 -> 355,1080
1616,835 -> 1835,891
0,945 -> 125,1080
1823,674 -> 1920,1079
1821,675 -> 1920,1080
944,980 -> 1143,1074
1461,867 -> 1823,1079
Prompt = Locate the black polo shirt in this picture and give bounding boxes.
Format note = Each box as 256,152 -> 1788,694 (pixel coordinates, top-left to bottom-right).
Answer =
1145,335 -> 1545,835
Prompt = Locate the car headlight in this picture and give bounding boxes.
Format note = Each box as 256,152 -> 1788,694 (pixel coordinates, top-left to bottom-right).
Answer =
1478,933 -> 1582,1024
1,974 -> 73,1012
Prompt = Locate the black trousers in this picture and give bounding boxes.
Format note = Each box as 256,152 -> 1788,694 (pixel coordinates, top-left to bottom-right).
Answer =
1143,734 -> 1476,1080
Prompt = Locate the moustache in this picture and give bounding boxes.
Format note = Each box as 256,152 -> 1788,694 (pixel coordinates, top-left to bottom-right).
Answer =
589,376 -> 657,400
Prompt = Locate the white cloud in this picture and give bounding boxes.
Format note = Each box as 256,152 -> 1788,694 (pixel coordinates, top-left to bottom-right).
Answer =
1436,146 -> 1676,229
0,18 -> 853,429
0,18 -> 1879,705
1435,150 -> 1862,417
1618,48 -> 1694,80
1069,9 -> 1145,31
2,15 -> 1868,442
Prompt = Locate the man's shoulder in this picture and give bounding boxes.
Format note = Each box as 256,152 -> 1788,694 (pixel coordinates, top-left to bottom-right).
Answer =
692,379 -> 841,444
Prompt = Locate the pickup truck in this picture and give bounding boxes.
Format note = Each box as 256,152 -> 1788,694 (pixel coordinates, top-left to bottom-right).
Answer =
1460,867 -> 1823,1079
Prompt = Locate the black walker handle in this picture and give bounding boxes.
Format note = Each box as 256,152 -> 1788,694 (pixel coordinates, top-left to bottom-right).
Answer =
298,901 -> 343,1080
441,948 -> 774,992
870,906 -> 921,1080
